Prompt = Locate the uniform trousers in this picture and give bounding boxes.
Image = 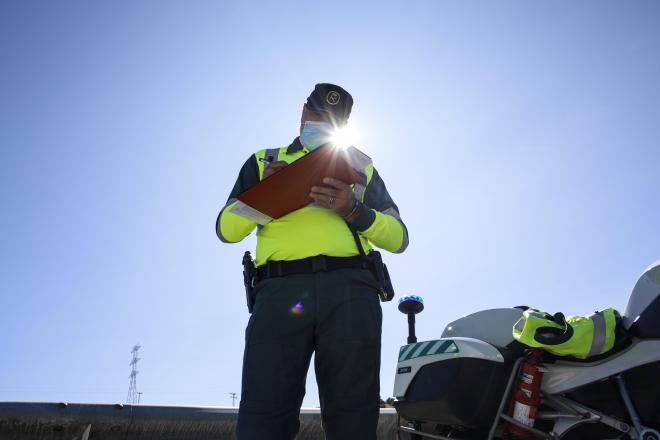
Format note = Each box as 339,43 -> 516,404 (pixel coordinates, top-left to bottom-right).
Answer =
236,267 -> 382,440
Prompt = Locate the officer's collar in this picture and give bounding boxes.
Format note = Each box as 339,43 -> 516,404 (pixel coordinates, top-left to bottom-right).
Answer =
286,137 -> 305,154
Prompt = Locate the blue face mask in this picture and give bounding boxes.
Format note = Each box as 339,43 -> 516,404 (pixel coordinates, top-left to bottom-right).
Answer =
299,121 -> 334,150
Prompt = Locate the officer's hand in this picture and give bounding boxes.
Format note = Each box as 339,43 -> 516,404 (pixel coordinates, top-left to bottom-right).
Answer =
310,177 -> 356,217
262,161 -> 288,179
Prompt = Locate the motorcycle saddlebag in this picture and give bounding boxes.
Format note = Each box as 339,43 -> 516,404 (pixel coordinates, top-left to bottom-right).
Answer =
394,344 -> 514,429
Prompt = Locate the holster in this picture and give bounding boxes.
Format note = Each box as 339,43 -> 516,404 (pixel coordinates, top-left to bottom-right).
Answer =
366,250 -> 395,302
242,251 -> 258,313
348,226 -> 395,302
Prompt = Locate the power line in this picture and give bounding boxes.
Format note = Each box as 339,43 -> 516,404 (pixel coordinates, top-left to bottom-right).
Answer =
229,392 -> 237,407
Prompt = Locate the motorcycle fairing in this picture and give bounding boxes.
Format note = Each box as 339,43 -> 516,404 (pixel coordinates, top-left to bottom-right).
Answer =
441,308 -> 523,348
623,260 -> 660,333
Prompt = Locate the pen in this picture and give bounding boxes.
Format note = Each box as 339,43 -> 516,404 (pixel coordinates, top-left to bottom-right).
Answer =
259,156 -> 274,166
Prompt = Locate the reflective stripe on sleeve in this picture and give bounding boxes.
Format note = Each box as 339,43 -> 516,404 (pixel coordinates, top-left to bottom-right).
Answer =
353,183 -> 366,201
216,198 -> 237,243
383,207 -> 401,220
384,207 -> 409,253
351,168 -> 369,201
588,312 -> 607,357
395,222 -> 409,253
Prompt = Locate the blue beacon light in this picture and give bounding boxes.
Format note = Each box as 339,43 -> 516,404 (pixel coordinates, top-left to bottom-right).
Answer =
398,295 -> 424,344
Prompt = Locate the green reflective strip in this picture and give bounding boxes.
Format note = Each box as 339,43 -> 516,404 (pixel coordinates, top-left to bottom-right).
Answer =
403,343 -> 422,360
434,340 -> 455,354
417,341 -> 437,357
399,343 -> 419,361
399,340 -> 460,361
409,341 -> 431,359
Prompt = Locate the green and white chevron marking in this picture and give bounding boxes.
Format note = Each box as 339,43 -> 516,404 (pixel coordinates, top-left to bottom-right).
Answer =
398,339 -> 459,362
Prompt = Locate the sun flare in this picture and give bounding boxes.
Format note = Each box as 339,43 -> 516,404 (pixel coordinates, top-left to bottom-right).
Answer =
330,124 -> 360,150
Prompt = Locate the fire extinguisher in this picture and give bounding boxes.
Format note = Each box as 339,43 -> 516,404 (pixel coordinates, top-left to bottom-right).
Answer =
503,348 -> 545,439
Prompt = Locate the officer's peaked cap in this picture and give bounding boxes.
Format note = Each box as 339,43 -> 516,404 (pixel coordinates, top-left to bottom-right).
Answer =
306,83 -> 353,122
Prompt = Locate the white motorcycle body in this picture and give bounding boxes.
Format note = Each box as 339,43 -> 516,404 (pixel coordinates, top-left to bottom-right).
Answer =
393,261 -> 660,439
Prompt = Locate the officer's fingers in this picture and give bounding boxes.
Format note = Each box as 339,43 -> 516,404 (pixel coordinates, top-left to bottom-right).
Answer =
322,177 -> 350,190
310,191 -> 345,206
309,192 -> 337,207
309,192 -> 330,206
309,186 -> 340,198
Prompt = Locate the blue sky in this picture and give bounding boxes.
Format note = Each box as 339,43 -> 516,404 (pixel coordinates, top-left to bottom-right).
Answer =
1,0 -> 659,408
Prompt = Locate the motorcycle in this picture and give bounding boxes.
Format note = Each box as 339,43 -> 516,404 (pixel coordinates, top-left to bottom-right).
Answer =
393,261 -> 660,440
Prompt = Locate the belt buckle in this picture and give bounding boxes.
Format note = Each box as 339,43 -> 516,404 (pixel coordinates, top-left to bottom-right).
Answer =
311,255 -> 327,273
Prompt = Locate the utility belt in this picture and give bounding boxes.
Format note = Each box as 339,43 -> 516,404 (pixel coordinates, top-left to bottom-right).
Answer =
242,227 -> 395,313
257,255 -> 367,279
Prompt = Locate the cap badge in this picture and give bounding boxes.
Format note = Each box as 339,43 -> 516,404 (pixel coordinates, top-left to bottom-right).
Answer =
326,90 -> 340,105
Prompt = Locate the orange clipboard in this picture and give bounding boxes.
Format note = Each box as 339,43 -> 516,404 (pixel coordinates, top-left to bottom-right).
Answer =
235,145 -> 361,221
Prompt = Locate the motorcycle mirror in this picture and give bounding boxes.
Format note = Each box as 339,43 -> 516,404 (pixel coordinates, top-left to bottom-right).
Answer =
398,295 -> 424,344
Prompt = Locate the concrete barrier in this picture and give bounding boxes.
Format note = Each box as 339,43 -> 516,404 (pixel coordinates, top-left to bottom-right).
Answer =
0,401 -> 399,439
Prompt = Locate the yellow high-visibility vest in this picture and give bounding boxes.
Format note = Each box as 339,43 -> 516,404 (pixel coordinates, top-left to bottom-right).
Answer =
513,308 -> 620,359
218,144 -> 407,266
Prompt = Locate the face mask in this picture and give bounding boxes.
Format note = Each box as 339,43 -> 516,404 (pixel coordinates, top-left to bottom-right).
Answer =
299,121 -> 333,150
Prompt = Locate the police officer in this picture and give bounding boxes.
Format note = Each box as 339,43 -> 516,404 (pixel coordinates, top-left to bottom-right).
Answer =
216,83 -> 409,440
